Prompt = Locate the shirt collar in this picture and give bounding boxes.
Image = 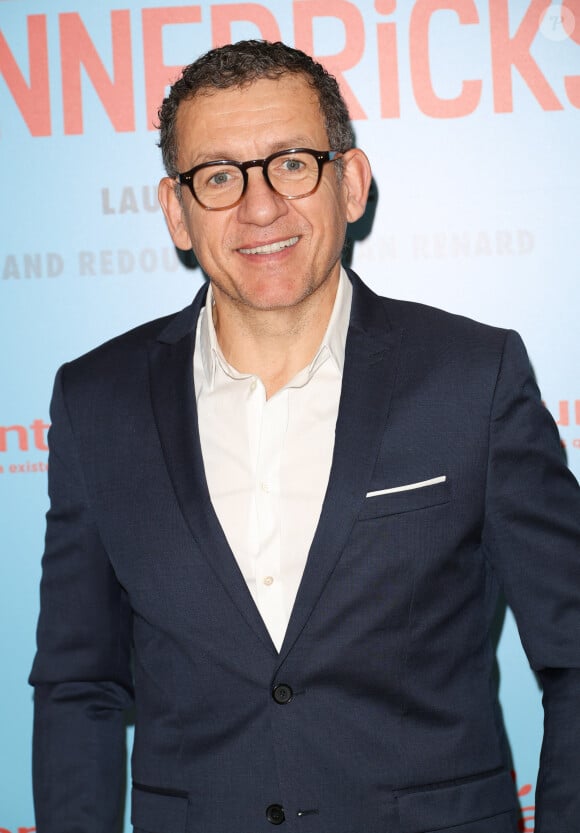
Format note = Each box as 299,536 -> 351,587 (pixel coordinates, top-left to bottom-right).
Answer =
199,267 -> 352,389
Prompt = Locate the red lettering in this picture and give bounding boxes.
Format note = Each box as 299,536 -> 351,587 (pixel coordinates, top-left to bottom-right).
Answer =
142,7 -> 202,131
564,71 -> 580,108
409,0 -> 482,118
0,15 -> 51,136
490,0 -> 562,112
562,0 -> 580,107
294,0 -> 367,119
549,401 -> 580,427
1,827 -> 36,833
556,401 -> 570,426
563,0 -> 580,43
31,419 -> 50,451
211,4 -> 281,47
375,0 -> 400,118
60,11 -> 134,135
0,425 -> 28,452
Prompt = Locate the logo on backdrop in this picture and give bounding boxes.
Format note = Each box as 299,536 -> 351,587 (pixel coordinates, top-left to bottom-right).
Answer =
1,0 -> 579,137
0,420 -> 49,475
540,3 -> 577,40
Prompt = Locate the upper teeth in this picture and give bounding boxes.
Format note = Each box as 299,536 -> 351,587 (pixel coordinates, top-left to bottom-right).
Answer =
239,237 -> 298,255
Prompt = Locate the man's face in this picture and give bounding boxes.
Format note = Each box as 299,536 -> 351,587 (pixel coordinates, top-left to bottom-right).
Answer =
159,74 -> 369,313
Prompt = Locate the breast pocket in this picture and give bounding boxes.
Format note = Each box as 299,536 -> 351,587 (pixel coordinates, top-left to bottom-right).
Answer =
359,476 -> 450,520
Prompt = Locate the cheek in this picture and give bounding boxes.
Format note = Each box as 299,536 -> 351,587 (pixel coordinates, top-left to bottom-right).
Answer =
189,222 -> 222,258
189,223 -> 241,280
311,190 -> 347,236
311,206 -> 346,249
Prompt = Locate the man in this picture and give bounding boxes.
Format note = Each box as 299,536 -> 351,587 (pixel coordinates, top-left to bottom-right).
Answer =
30,40 -> 580,833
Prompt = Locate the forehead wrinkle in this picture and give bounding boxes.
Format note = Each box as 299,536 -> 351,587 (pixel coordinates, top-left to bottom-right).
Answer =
193,138 -> 325,167
175,77 -> 328,170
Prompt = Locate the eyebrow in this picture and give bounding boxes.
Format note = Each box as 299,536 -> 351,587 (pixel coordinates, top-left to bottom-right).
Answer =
191,138 -> 319,166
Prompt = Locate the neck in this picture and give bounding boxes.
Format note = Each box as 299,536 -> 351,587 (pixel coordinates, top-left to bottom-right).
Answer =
211,273 -> 339,398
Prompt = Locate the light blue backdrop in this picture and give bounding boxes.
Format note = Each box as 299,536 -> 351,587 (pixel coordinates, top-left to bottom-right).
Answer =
1,2 -> 579,830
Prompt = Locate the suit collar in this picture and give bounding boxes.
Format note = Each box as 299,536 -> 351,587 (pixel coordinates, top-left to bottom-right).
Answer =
346,266 -> 394,340
155,280 -> 208,345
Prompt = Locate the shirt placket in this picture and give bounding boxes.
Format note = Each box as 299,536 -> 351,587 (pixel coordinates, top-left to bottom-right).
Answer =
251,386 -> 288,650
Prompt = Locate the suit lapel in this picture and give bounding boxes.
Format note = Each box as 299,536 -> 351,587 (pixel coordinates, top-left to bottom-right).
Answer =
147,271 -> 401,660
147,285 -> 276,653
278,271 -> 402,661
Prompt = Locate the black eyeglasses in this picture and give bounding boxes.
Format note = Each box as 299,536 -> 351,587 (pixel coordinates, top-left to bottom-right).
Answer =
177,147 -> 342,211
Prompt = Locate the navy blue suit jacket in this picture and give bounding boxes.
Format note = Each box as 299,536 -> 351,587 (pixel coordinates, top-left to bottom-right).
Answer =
31,271 -> 580,833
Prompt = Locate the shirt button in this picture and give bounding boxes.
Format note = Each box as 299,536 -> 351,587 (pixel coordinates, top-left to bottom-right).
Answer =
263,576 -> 274,586
272,683 -> 293,704
250,379 -> 257,392
266,804 -> 285,825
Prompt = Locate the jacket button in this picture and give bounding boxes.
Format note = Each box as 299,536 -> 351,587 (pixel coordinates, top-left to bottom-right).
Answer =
266,804 -> 285,825
272,683 -> 293,704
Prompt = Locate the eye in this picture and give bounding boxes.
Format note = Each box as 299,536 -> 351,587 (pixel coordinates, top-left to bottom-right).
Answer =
193,164 -> 242,194
207,168 -> 236,187
280,157 -> 305,173
269,153 -> 312,183
278,156 -> 305,174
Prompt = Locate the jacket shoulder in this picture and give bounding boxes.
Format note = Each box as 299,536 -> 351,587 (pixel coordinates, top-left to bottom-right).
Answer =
382,295 -> 509,346
54,301 -> 199,402
66,293 -> 201,368
348,269 -> 511,352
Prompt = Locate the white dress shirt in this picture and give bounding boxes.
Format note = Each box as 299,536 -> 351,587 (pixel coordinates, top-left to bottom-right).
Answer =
194,269 -> 352,651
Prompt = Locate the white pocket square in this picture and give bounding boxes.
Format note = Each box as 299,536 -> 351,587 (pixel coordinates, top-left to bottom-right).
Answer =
366,475 -> 446,498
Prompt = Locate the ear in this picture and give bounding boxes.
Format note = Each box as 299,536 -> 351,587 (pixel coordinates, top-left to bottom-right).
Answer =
158,177 -> 194,251
340,148 -> 372,224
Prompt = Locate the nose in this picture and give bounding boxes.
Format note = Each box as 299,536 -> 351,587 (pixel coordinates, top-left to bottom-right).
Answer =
235,165 -> 288,226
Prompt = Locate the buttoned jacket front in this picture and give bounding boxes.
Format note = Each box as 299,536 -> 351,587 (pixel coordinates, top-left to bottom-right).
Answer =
31,270 -> 580,833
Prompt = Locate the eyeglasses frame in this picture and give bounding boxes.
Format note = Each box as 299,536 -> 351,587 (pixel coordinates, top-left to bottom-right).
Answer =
177,147 -> 342,211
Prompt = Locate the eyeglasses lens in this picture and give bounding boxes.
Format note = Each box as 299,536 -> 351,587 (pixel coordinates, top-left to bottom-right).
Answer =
193,151 -> 321,209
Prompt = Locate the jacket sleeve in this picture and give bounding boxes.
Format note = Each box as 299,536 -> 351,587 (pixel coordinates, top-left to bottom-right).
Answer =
481,330 -> 580,833
29,365 -> 134,833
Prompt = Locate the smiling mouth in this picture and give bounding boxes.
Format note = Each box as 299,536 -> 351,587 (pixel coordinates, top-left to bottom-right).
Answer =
238,236 -> 299,255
